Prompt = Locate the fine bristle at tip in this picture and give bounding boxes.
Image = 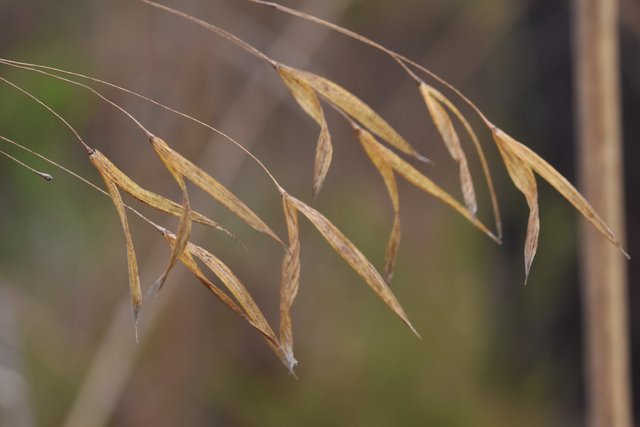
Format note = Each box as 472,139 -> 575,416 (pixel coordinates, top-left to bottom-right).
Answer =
622,249 -> 630,261
489,232 -> 501,245
147,277 -> 165,300
408,322 -> 421,339
284,355 -> 298,379
133,306 -> 141,344
416,154 -> 434,165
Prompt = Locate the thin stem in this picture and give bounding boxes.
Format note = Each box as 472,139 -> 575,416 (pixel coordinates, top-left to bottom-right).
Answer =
0,61 -> 152,139
246,0 -> 495,128
0,148 -> 53,181
0,76 -> 93,154
140,0 -> 276,67
0,58 -> 285,193
0,134 -> 163,233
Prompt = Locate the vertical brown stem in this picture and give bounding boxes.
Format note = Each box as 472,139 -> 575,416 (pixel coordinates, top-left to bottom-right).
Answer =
573,0 -> 632,426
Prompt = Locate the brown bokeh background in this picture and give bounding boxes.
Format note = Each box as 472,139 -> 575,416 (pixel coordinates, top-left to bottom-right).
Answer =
0,0 -> 638,426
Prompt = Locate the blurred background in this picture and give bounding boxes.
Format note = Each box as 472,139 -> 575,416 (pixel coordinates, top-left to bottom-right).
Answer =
0,0 -> 638,426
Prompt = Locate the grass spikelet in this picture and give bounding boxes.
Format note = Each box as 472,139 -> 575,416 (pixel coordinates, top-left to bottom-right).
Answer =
149,136 -> 282,244
276,66 -> 428,163
354,124 -> 401,283
355,126 -> 499,244
492,130 -> 539,283
161,231 -> 290,368
420,83 -> 477,214
0,58 -> 288,203
242,0 -> 502,241
84,148 -> 228,232
90,151 -> 142,339
424,86 -> 502,239
147,136 -> 193,298
492,128 -> 629,282
285,194 -> 419,337
279,193 -> 301,372
277,65 -> 333,200
245,0 -> 497,128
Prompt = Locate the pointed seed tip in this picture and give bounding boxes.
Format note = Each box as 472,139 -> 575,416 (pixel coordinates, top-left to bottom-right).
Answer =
416,154 -> 434,165
283,349 -> 298,376
311,187 -> 320,203
132,305 -> 141,344
146,278 -> 164,300
489,232 -> 501,245
410,324 -> 422,340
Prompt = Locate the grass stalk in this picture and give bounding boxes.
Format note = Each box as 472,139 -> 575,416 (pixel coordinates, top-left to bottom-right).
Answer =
573,0 -> 632,425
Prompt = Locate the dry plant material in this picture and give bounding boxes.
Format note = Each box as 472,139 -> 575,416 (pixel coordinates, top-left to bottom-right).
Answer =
493,131 -> 539,283
355,125 -> 401,283
2,0 -> 631,374
420,84 -> 502,238
245,0 -> 510,237
243,0 -> 628,274
279,66 -> 428,163
286,194 -> 419,336
148,136 -> 193,297
278,193 -> 300,371
356,126 -> 499,244
90,150 -> 142,337
420,83 -> 477,214
493,128 -> 629,280
84,148 -> 225,231
161,231 -> 290,368
148,136 -> 281,244
278,66 -> 333,199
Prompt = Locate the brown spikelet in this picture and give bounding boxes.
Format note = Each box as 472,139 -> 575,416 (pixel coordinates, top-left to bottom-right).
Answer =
384,216 -> 402,283
90,151 -> 142,339
278,193 -> 301,372
180,246 -> 246,317
285,194 -> 418,337
148,136 -> 193,297
420,83 -> 477,214
492,130 -> 539,283
355,124 -> 401,283
492,128 -> 629,281
161,231 -> 288,366
278,66 -> 333,200
280,66 -> 427,162
356,127 -> 499,244
425,86 -> 502,239
86,149 -> 225,231
149,136 -> 281,244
